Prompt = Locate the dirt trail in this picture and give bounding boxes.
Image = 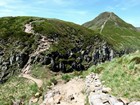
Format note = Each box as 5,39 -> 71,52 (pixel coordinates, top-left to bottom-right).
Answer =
19,74 -> 43,88
22,21 -> 51,74
100,12 -> 112,34
41,78 -> 86,105
20,21 -> 52,88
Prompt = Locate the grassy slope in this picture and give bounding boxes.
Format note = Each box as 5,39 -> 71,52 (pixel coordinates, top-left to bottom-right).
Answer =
88,52 -> 140,100
0,64 -> 56,105
101,20 -> 140,50
0,16 -> 96,55
0,16 -> 97,81
0,16 -> 40,57
32,19 -> 96,53
0,76 -> 38,104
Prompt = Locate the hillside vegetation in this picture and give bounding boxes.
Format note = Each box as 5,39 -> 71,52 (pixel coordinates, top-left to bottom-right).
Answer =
0,16 -> 95,79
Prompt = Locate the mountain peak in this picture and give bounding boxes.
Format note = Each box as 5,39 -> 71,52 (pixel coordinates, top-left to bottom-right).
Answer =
100,11 -> 114,15
82,11 -> 135,31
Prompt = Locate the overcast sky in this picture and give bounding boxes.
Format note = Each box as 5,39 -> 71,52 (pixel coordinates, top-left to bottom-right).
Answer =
0,0 -> 139,26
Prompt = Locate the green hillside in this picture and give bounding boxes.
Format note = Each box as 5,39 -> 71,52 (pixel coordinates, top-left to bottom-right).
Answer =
0,16 -> 95,55
0,16 -> 108,83
83,12 -> 140,51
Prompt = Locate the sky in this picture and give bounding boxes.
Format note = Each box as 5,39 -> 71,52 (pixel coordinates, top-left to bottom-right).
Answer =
0,0 -> 140,26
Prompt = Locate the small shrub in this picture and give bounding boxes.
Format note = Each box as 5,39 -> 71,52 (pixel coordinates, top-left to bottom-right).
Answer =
50,78 -> 58,85
62,74 -> 71,82
30,83 -> 38,94
73,71 -> 82,76
47,81 -> 52,86
91,66 -> 104,74
128,62 -> 135,70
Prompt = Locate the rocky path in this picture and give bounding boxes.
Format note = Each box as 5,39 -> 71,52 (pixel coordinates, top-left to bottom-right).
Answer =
20,21 -> 52,88
41,73 -> 140,105
22,21 -> 51,74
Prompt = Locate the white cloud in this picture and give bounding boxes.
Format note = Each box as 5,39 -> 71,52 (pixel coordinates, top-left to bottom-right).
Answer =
0,0 -> 35,17
0,1 -> 7,7
34,0 -> 74,5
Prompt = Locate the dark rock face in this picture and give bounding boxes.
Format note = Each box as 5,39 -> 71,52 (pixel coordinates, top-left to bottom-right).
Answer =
0,36 -> 130,84
0,52 -> 29,83
36,41 -> 123,73
18,53 -> 29,68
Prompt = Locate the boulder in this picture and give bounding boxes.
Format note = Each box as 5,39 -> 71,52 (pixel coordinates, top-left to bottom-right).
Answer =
102,87 -> 112,93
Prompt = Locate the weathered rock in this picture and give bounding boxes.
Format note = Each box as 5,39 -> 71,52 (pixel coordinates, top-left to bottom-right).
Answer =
29,97 -> 39,104
1,65 -> 8,71
42,56 -> 51,65
114,102 -> 124,105
118,97 -> 130,104
2,61 -> 10,65
102,87 -> 112,93
9,55 -> 16,65
129,101 -> 140,105
19,53 -> 29,68
35,92 -> 41,98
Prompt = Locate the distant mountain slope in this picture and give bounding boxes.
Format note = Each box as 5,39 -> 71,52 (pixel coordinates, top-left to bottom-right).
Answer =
136,27 -> 140,32
83,12 -> 140,50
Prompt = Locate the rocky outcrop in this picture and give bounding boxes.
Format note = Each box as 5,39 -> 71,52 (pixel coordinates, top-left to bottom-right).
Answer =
37,41 -> 125,73
0,52 -> 29,83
